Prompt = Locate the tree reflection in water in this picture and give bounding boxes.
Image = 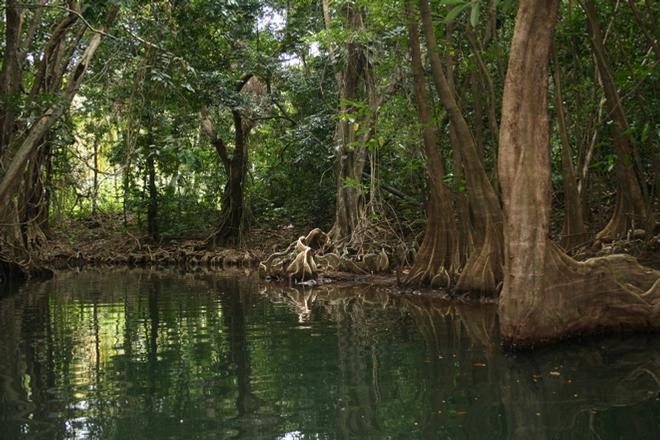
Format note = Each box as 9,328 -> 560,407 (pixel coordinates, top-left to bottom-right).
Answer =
0,270 -> 658,439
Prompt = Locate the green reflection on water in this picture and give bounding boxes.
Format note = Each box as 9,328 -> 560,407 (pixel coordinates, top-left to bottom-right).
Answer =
0,270 -> 659,439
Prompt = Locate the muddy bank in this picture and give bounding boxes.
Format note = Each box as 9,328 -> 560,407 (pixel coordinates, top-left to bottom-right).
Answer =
42,239 -> 261,270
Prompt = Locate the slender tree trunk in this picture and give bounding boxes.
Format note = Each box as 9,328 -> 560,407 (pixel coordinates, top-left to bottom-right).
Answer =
498,0 -> 660,347
552,45 -> 587,249
417,0 -> 504,293
446,14 -> 472,267
41,141 -> 53,231
202,76 -> 265,249
329,5 -> 371,244
123,159 -> 131,227
626,0 -> 660,60
146,129 -> 158,241
584,0 -> 654,240
404,0 -> 459,287
0,0 -> 23,153
465,23 -> 500,150
205,106 -> 250,249
92,139 -> 99,216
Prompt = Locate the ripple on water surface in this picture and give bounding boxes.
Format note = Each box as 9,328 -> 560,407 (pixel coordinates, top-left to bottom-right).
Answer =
0,270 -> 659,439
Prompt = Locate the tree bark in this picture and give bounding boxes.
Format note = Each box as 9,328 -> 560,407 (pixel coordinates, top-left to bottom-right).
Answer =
329,4 -> 373,244
417,0 -> 504,293
498,0 -> 660,347
201,110 -> 246,249
0,0 -> 24,152
212,109 -> 247,248
404,0 -> 459,287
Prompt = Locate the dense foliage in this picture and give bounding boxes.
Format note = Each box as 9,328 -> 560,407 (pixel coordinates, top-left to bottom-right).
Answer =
0,0 -> 657,248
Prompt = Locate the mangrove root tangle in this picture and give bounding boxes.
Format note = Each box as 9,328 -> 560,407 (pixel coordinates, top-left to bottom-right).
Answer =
260,227 -> 393,283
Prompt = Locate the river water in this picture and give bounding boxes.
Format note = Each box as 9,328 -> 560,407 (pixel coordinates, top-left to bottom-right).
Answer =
0,270 -> 658,439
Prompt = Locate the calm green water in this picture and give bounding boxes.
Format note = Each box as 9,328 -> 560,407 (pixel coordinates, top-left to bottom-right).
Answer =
0,271 -> 659,439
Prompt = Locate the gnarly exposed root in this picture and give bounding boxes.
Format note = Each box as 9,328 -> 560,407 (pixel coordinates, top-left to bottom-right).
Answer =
500,244 -> 660,347
1,226 -> 52,283
401,216 -> 459,289
260,228 -> 330,282
454,222 -> 503,295
260,224 -> 396,282
403,264 -> 452,289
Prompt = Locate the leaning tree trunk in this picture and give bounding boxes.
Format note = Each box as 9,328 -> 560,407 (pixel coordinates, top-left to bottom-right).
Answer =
498,0 -> 660,347
584,0 -> 654,241
417,0 -> 504,293
0,4 -> 117,278
404,0 -> 460,287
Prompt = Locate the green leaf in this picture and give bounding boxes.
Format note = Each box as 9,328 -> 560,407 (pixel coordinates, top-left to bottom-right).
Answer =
470,2 -> 480,27
444,3 -> 470,24
440,0 -> 466,4
641,123 -> 650,143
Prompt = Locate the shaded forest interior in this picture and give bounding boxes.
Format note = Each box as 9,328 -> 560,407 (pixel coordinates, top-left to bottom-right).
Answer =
0,0 -> 659,345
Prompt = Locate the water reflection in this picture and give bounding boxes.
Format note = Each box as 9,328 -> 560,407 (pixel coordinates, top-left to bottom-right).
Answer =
0,270 -> 658,439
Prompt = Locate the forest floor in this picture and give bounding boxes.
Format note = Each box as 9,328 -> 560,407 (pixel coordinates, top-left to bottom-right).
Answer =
42,213 -> 301,269
41,213 -> 660,279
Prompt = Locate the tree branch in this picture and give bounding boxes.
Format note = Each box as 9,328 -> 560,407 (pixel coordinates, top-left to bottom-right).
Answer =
200,108 -> 230,171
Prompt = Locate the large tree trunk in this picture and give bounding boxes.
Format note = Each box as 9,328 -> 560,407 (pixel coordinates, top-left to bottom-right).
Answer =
416,0 -> 504,293
404,0 -> 459,287
498,0 -> 660,347
583,0 -> 654,240
92,138 -> 99,216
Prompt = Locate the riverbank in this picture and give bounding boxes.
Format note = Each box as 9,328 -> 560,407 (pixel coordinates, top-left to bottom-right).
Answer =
11,215 -> 660,285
